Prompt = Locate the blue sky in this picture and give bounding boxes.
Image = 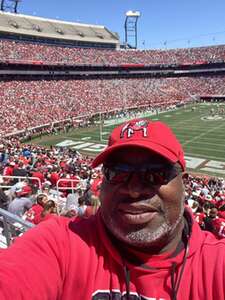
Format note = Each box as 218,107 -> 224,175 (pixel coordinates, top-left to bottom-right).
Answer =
18,0 -> 225,49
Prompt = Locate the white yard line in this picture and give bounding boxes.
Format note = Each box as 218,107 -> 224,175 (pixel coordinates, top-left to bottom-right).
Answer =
175,126 -> 225,133
182,122 -> 225,146
185,152 -> 225,161
188,144 -> 225,150
184,145 -> 225,153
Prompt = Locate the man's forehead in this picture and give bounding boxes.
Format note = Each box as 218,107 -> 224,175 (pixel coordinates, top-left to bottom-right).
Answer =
105,146 -> 170,165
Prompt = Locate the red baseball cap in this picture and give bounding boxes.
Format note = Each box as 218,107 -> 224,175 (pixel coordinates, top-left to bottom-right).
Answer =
92,118 -> 185,170
16,185 -> 32,196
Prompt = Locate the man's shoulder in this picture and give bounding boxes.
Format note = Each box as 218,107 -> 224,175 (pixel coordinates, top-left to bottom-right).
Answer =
199,229 -> 225,257
35,214 -> 98,238
15,215 -> 96,253
190,220 -> 225,258
67,215 -> 98,236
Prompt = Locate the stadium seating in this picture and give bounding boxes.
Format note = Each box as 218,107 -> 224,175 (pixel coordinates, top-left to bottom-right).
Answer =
0,76 -> 225,135
0,39 -> 225,65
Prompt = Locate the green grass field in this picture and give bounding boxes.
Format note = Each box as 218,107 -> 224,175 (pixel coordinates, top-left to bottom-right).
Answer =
31,103 -> 225,177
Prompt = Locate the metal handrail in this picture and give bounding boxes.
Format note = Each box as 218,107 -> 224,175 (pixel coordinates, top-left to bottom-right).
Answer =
0,175 -> 42,190
56,178 -> 81,194
0,208 -> 34,247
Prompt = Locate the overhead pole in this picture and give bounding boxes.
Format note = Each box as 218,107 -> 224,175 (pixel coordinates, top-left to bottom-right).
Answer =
124,10 -> 141,49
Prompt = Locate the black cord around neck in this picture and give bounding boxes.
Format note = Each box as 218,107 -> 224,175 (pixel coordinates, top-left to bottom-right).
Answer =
171,224 -> 190,300
124,266 -> 130,299
123,220 -> 191,300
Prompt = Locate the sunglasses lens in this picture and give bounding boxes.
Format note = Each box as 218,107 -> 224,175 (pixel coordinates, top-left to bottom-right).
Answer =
103,164 -> 179,185
145,171 -> 166,185
104,167 -> 129,184
110,172 -> 129,184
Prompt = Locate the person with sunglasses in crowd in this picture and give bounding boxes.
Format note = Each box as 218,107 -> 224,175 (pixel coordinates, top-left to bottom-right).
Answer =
0,118 -> 224,300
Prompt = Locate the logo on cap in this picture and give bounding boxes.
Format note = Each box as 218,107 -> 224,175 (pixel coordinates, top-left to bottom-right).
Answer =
120,120 -> 149,139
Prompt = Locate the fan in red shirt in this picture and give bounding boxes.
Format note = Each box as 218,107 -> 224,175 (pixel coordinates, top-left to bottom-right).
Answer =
211,217 -> 225,239
40,200 -> 58,223
90,171 -> 102,197
24,193 -> 48,224
0,119 -> 225,300
49,166 -> 60,187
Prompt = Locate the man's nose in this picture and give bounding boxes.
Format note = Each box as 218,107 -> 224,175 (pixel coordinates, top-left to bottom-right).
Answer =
126,173 -> 145,198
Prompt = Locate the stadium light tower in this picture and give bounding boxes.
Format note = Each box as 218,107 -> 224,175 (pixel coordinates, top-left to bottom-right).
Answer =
124,10 -> 141,49
0,0 -> 20,13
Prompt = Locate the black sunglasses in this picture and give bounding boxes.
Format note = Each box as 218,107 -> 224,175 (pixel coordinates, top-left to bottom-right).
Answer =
102,163 -> 181,186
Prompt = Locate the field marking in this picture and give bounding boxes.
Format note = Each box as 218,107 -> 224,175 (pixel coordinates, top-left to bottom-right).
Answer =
184,145 -> 225,153
81,137 -> 91,140
182,121 -> 225,146
183,143 -> 225,150
165,111 -> 208,128
176,135 -> 225,141
175,128 -> 225,134
175,132 -> 225,140
182,144 -> 225,153
185,152 -> 225,162
174,124 -> 225,131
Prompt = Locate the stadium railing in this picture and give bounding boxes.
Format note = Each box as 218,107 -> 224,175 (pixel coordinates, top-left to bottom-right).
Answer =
0,208 -> 34,248
0,176 -> 42,191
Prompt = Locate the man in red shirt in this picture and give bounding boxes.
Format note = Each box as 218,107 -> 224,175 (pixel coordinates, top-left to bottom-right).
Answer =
0,119 -> 224,300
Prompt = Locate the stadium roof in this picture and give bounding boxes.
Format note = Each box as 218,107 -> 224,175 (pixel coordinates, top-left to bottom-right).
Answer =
0,11 -> 119,46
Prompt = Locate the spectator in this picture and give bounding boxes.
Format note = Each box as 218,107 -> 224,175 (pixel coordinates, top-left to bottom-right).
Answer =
40,200 -> 58,222
0,188 -> 9,210
23,193 -> 48,225
203,207 -> 218,232
83,195 -> 100,218
8,185 -> 33,217
0,119 -> 224,299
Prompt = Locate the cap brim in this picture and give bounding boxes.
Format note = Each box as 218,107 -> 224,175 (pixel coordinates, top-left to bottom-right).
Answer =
92,140 -> 178,168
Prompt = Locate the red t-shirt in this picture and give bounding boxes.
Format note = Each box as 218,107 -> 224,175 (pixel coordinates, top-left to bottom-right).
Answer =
50,172 -> 60,186
212,217 -> 225,239
31,171 -> 45,184
218,210 -> 225,219
90,178 -> 102,197
24,204 -> 44,225
3,166 -> 14,176
193,212 -> 206,226
0,212 -> 224,299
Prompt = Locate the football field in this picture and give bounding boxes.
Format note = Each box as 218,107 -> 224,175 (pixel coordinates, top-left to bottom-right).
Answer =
31,103 -> 225,177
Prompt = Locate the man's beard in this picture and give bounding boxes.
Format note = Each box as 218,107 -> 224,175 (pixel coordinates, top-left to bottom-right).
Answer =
126,211 -> 184,247
104,209 -> 184,248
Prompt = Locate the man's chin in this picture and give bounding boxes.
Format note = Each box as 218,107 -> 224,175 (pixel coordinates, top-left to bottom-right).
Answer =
111,227 -> 168,248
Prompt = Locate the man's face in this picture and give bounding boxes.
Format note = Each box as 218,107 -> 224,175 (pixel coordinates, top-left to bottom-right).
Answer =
100,147 -> 185,251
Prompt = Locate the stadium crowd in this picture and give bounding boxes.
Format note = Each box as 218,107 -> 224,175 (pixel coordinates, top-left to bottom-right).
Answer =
0,139 -> 224,240
0,139 -> 101,222
1,39 -> 225,65
0,38 -> 224,244
1,76 -> 225,135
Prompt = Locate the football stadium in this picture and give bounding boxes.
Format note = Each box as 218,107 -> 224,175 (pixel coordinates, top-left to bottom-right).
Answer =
0,1 -> 224,297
